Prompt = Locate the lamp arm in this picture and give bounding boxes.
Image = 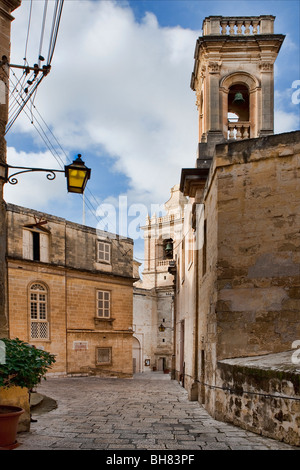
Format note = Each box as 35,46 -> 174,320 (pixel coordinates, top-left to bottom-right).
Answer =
2,164 -> 64,185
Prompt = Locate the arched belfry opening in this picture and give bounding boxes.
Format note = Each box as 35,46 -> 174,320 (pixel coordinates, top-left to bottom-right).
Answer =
221,72 -> 259,141
228,84 -> 249,121
227,84 -> 250,140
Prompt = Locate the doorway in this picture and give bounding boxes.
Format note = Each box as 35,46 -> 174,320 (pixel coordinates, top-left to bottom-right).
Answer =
157,357 -> 166,371
132,336 -> 141,373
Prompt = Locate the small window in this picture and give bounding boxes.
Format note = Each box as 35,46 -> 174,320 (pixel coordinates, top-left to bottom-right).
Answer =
97,347 -> 112,364
97,290 -> 111,318
97,241 -> 111,264
23,229 -> 49,262
30,283 -> 49,340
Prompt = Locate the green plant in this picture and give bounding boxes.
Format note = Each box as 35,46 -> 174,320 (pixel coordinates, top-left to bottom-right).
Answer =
0,338 -> 56,389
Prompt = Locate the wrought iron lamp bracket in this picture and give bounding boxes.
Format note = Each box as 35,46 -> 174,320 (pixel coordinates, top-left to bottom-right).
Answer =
0,162 -> 64,185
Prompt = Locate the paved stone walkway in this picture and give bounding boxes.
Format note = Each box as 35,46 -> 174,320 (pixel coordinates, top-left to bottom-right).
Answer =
15,373 -> 298,451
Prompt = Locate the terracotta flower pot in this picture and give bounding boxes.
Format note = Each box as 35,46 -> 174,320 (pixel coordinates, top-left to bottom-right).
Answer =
0,405 -> 24,450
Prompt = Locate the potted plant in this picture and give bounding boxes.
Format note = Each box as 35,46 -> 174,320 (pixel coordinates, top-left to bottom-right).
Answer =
0,337 -> 55,449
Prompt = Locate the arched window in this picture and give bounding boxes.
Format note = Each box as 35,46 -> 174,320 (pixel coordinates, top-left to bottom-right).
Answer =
29,283 -> 49,340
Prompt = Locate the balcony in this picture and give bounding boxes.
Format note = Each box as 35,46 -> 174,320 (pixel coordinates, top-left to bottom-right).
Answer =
228,121 -> 250,140
157,259 -> 175,267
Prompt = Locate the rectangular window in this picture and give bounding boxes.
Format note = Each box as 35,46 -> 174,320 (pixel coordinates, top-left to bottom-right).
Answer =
97,290 -> 111,318
96,347 -> 112,365
32,232 -> 40,261
97,241 -> 111,264
23,229 -> 49,262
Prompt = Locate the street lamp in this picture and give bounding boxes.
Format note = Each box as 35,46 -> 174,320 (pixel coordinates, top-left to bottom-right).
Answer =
64,154 -> 91,194
0,154 -> 91,194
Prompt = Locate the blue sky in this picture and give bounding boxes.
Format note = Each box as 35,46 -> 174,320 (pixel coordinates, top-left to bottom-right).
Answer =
4,0 -> 300,262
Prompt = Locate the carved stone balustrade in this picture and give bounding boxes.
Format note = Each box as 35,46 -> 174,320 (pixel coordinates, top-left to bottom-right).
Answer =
228,121 -> 250,140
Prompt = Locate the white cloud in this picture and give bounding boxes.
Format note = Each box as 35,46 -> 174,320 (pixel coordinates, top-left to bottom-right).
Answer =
274,109 -> 300,134
9,0 -> 200,210
4,147 -> 67,208
9,0 -> 298,224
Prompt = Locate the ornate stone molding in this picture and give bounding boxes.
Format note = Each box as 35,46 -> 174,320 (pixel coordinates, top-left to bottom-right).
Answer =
259,62 -> 273,72
195,90 -> 203,110
208,61 -> 222,74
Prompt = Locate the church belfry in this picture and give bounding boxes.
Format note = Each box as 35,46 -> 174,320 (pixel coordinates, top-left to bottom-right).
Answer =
191,15 -> 285,168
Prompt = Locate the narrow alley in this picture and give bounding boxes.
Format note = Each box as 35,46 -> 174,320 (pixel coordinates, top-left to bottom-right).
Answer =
15,373 -> 297,451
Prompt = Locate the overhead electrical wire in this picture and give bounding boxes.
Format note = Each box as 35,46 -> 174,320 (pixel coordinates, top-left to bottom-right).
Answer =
38,0 -> 48,66
23,0 -> 33,66
5,71 -> 133,260
6,65 -> 179,263
4,0 -> 134,260
5,0 -> 64,134
47,0 -> 64,65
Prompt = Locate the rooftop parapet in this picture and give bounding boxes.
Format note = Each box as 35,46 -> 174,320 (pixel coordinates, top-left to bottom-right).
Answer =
202,15 -> 275,36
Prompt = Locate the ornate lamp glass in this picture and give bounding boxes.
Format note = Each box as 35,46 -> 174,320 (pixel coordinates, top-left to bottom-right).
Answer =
64,154 -> 91,194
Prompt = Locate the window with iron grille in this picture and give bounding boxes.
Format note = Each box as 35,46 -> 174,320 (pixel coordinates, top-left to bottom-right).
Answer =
97,241 -> 111,264
30,283 -> 49,340
97,290 -> 111,318
96,347 -> 112,364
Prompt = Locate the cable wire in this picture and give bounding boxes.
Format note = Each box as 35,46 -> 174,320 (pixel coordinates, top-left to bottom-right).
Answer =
47,0 -> 64,65
6,76 -> 133,259
23,0 -> 33,64
38,0 -> 48,67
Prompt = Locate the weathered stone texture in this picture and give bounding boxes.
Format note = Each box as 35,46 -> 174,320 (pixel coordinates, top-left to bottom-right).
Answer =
6,204 -> 134,378
216,353 -> 300,446
0,0 -> 21,338
197,131 -> 300,446
214,132 -> 300,360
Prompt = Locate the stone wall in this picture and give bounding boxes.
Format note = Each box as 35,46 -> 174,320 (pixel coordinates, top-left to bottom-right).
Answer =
6,204 -> 134,378
133,287 -> 174,373
200,131 -> 300,442
215,352 -> 300,446
214,131 -> 300,360
0,0 -> 21,338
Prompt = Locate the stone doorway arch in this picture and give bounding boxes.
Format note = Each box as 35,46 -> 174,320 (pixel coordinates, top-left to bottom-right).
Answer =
132,336 -> 141,374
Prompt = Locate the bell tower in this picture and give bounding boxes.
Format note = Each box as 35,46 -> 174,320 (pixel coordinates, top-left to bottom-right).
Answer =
191,15 -> 285,168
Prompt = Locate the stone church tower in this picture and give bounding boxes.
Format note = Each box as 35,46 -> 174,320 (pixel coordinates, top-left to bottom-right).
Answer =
178,15 -> 300,446
190,16 -> 285,168
133,185 -> 187,375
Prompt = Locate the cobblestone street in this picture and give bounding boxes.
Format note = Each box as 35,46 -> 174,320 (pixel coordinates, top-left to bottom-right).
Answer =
15,373 -> 298,452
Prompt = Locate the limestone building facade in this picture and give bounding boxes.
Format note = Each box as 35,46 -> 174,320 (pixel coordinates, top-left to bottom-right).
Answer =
173,15 -> 300,445
133,185 -> 187,374
6,203 -> 134,378
0,0 -> 21,339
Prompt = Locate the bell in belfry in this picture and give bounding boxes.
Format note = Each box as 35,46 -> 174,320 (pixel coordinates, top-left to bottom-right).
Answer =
232,92 -> 245,105
165,242 -> 173,252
